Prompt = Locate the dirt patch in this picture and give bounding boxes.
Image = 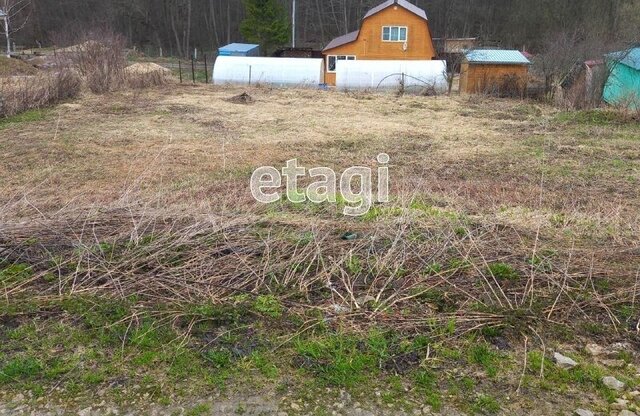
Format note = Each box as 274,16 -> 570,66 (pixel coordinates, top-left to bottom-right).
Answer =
226,92 -> 254,105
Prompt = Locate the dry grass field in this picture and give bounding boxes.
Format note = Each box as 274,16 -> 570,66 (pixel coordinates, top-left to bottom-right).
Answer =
1,84 -> 639,415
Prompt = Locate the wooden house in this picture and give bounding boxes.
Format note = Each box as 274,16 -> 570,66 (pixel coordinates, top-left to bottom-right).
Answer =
322,0 -> 437,86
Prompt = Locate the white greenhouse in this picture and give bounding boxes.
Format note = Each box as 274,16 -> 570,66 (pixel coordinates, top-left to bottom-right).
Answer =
336,60 -> 448,92
213,56 -> 325,87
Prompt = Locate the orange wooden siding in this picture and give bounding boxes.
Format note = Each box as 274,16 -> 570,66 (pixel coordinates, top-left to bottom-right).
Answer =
459,63 -> 529,94
323,6 -> 436,85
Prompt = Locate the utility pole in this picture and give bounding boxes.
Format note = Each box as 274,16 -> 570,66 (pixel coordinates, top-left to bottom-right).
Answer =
292,0 -> 296,48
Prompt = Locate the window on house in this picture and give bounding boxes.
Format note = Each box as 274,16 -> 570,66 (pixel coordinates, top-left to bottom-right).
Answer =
327,55 -> 356,73
382,26 -> 408,42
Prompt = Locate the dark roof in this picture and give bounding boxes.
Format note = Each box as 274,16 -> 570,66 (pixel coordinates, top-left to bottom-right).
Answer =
323,0 -> 428,52
364,0 -> 428,20
323,30 -> 360,52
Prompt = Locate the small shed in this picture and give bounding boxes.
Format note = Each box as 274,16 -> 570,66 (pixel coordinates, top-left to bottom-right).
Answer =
603,47 -> 640,110
558,60 -> 606,109
218,43 -> 260,57
460,49 -> 530,96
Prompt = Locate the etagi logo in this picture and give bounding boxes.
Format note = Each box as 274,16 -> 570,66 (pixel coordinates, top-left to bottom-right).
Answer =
250,154 -> 390,217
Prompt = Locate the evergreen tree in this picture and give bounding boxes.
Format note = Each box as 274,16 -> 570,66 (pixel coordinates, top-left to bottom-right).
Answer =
240,0 -> 290,55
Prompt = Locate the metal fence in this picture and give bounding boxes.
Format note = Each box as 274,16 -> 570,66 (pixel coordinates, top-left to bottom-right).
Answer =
157,55 -> 217,84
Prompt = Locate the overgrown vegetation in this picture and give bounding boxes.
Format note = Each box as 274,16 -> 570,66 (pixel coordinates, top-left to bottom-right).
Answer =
0,70 -> 81,117
1,87 -> 638,413
0,29 -> 170,119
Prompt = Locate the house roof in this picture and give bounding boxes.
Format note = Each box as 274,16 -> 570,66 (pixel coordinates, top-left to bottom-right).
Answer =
464,49 -> 531,65
323,0 -> 428,52
323,30 -> 360,52
364,0 -> 428,21
0,8 -> 6,18
606,47 -> 640,71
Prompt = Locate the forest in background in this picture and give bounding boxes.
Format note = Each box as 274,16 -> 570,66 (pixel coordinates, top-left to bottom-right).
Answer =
13,0 -> 640,57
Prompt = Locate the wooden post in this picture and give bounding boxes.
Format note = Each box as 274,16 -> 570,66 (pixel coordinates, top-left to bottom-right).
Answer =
191,57 -> 196,83
204,54 -> 209,84
178,60 -> 183,83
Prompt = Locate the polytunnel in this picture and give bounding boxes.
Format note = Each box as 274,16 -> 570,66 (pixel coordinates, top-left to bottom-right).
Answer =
213,56 -> 325,87
336,60 -> 448,92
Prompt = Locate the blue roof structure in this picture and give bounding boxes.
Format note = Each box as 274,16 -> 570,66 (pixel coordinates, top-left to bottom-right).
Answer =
0,8 -> 6,18
219,43 -> 260,53
465,49 -> 531,65
606,47 -> 640,71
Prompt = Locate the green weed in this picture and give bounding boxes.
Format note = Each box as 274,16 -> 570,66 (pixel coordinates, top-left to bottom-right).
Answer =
0,263 -> 33,284
0,109 -> 48,129
295,333 -> 379,387
486,263 -> 520,281
253,295 -> 283,318
0,357 -> 42,383
472,394 -> 501,414
468,344 -> 500,378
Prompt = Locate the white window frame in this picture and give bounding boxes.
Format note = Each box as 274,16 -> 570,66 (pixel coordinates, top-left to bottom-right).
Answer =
382,26 -> 408,42
327,55 -> 356,73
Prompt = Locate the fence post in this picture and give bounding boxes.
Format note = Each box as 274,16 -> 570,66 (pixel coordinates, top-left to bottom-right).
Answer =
191,57 -> 196,83
178,60 -> 183,83
204,54 -> 209,84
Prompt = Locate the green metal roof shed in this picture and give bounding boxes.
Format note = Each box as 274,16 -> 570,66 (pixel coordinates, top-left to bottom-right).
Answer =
603,47 -> 640,110
464,49 -> 531,65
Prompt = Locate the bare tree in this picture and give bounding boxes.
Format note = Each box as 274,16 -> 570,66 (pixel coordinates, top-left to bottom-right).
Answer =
1,0 -> 31,57
3,0 -> 638,59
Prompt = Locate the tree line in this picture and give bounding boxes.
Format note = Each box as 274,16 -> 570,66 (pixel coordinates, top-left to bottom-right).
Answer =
10,0 -> 640,57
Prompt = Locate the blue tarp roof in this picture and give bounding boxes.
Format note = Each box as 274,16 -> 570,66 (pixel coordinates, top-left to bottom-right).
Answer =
219,43 -> 259,53
606,47 -> 640,71
465,49 -> 531,65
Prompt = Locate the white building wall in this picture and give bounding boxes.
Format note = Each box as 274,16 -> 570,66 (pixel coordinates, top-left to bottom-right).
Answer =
213,56 -> 325,87
336,60 -> 447,92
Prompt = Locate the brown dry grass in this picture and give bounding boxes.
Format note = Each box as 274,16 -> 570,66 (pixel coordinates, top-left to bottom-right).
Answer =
0,70 -> 82,117
1,84 -> 639,341
0,56 -> 39,77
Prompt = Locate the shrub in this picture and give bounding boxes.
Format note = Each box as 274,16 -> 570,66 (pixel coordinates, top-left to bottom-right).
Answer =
54,29 -> 127,94
0,69 -> 82,118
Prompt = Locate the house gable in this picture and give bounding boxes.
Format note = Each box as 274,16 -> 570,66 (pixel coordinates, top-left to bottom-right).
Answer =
322,1 -> 436,85
323,1 -> 433,55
